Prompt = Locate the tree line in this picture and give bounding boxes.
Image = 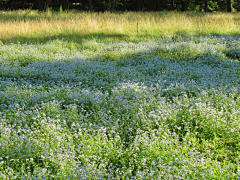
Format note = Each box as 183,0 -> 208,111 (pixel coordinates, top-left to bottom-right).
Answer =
0,0 -> 238,12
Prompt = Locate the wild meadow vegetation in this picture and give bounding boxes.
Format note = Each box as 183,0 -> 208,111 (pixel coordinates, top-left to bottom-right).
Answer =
0,10 -> 240,179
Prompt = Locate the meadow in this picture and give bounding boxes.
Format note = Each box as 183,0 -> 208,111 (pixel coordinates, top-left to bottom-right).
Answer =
0,10 -> 240,179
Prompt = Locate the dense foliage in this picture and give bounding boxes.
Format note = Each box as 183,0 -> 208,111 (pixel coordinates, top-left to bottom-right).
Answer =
0,0 -> 238,12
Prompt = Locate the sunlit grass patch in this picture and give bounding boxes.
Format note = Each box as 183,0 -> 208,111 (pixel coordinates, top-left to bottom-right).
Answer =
1,11 -> 240,44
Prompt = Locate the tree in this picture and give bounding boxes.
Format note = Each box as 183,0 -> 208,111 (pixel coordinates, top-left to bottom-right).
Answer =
121,0 -> 126,11
0,0 -> 237,12
227,0 -> 232,11
107,0 -> 121,11
181,0 -> 186,11
137,0 -> 140,10
108,0 -> 111,11
156,0 -> 160,11
62,0 -> 69,11
171,0 -> 175,10
205,0 -> 208,11
36,0 -> 52,11
88,0 -> 92,11
141,0 -> 146,10
8,0 -> 15,9
45,0 -> 52,10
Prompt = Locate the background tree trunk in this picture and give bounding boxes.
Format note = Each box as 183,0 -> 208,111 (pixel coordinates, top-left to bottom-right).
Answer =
62,0 -> 69,11
172,0 -> 175,10
111,0 -> 115,11
88,0 -> 92,11
8,0 -> 14,9
36,0 -> 44,10
227,0 -> 231,12
108,0 -> 111,11
141,0 -> 146,10
156,0 -> 160,11
181,0 -> 186,11
121,0 -> 126,11
205,0 -> 208,11
137,0 -> 140,11
36,0 -> 52,11
44,0 -> 52,10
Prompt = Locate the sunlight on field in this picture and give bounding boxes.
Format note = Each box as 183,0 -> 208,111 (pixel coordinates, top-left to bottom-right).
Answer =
1,10 -> 240,43
0,10 -> 240,179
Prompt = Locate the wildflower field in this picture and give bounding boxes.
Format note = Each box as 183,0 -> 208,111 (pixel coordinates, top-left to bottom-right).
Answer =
0,10 -> 240,179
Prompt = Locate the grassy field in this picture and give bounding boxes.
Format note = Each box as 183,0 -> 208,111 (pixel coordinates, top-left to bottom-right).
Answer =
0,10 -> 240,179
1,10 -> 240,44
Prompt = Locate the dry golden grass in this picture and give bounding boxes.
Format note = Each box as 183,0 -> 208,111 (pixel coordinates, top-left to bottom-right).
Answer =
1,10 -> 240,43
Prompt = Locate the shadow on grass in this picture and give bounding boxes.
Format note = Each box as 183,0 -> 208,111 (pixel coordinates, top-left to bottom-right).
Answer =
2,32 -> 130,45
3,24 -> 240,45
1,33 -> 240,163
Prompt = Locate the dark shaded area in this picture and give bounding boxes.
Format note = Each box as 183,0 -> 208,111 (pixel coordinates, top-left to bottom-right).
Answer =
0,0 -> 237,12
1,32 -> 129,45
3,28 -> 240,45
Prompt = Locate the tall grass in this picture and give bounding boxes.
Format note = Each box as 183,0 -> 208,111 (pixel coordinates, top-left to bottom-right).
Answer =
1,10 -> 240,44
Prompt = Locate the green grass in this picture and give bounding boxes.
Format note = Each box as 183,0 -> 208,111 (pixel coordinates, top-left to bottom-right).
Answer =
0,10 -> 240,179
